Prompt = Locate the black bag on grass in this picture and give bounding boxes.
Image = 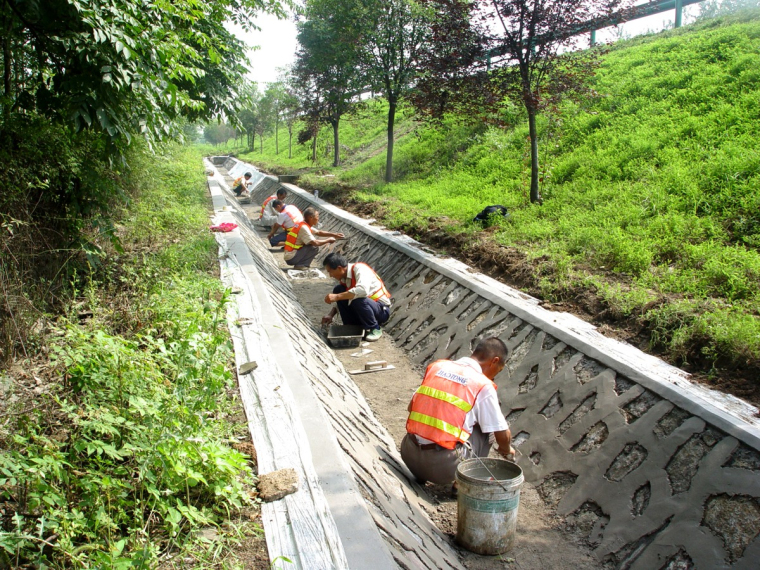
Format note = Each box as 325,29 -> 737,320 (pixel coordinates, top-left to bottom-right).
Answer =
473,205 -> 509,225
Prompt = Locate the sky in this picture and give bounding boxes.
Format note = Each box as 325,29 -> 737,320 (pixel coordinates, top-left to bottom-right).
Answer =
227,11 -> 299,86
229,3 -> 702,87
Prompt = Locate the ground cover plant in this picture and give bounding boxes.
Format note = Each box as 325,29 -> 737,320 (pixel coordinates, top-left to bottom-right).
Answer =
0,145 -> 261,568
235,10 -> 760,401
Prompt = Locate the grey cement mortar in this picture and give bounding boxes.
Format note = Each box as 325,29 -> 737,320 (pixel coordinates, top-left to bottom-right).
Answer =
218,158 -> 760,569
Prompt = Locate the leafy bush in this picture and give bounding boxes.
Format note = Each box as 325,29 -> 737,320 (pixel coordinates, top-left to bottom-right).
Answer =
0,145 -> 256,568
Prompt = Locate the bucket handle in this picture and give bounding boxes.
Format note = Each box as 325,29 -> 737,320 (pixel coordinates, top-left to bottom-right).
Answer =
462,442 -> 514,493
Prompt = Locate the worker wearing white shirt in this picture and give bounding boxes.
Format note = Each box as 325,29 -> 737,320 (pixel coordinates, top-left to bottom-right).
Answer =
232,172 -> 255,197
401,337 -> 514,485
256,188 -> 287,229
283,208 -> 344,269
267,202 -> 304,246
322,253 -> 391,342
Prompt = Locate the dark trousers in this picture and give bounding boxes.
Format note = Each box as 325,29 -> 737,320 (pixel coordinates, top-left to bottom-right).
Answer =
400,425 -> 490,485
285,245 -> 319,267
233,184 -> 245,196
269,231 -> 287,246
333,284 -> 390,331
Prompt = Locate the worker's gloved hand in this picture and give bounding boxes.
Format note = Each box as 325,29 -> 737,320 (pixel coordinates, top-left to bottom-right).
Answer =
321,314 -> 334,325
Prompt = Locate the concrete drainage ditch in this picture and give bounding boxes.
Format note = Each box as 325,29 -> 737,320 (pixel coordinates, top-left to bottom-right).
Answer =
208,156 -> 760,569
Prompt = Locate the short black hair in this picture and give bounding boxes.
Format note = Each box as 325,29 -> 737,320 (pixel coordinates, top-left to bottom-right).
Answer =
472,337 -> 508,363
323,252 -> 347,270
271,199 -> 284,209
303,207 -> 318,220
276,188 -> 287,197
244,172 -> 252,177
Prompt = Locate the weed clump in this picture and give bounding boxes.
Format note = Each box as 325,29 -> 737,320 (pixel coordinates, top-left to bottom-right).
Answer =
0,145 -> 258,567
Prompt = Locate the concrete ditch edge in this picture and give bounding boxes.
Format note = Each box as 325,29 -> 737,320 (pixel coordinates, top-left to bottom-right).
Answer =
214,156 -> 760,569
207,168 -> 460,569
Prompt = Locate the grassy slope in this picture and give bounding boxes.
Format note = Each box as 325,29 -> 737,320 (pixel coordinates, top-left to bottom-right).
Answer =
237,11 -> 760,387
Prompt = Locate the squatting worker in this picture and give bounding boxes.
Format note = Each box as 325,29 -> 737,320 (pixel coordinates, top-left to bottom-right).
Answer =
256,188 -> 287,229
401,337 -> 515,485
284,208 -> 345,270
321,253 -> 391,342
267,201 -> 304,246
232,172 -> 254,197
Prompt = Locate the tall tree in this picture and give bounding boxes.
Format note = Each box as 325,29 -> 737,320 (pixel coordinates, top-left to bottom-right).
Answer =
0,0 -> 285,147
416,0 -> 630,203
263,82 -> 287,154
294,0 -> 363,167
203,122 -> 236,145
358,0 -> 432,182
275,67 -> 301,158
236,84 -> 261,151
254,91 -> 274,152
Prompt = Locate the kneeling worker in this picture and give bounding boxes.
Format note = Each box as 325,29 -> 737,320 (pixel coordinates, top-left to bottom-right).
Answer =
257,188 -> 287,229
284,208 -> 345,270
321,253 -> 391,342
267,201 -> 304,246
232,172 -> 254,197
401,337 -> 514,485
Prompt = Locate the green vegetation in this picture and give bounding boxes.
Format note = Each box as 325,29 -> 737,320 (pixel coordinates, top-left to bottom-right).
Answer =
0,145 -> 259,568
239,11 -> 760,382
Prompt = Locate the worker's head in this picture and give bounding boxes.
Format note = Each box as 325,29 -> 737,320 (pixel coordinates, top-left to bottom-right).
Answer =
471,337 -> 509,380
272,200 -> 284,212
323,252 -> 348,280
276,188 -> 287,199
244,172 -> 252,179
303,207 -> 319,227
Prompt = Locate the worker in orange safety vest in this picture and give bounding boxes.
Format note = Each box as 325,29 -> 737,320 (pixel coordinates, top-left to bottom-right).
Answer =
322,253 -> 391,342
256,188 -> 287,229
401,337 -> 514,485
232,172 -> 254,197
283,208 -> 344,269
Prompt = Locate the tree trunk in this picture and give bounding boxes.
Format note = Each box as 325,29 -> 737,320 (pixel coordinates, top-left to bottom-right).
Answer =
288,126 -> 292,159
332,117 -> 340,167
3,21 -> 11,122
385,98 -> 397,183
527,107 -> 541,204
259,133 -> 263,153
275,120 -> 279,155
311,133 -> 317,162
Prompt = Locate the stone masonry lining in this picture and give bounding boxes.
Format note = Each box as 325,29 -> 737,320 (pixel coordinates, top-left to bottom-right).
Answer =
216,157 -> 760,569
207,162 -> 467,569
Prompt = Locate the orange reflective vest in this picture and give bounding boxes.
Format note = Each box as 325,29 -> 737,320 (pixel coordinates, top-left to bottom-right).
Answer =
406,360 -> 495,449
260,194 -> 276,216
284,221 -> 309,252
233,176 -> 243,188
348,263 -> 390,303
280,205 -> 303,228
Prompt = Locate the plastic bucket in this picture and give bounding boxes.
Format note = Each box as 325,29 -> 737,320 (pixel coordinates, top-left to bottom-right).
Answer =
455,458 -> 524,555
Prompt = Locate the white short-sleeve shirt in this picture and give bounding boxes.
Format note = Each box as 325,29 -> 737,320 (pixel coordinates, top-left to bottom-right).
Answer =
416,357 -> 508,445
